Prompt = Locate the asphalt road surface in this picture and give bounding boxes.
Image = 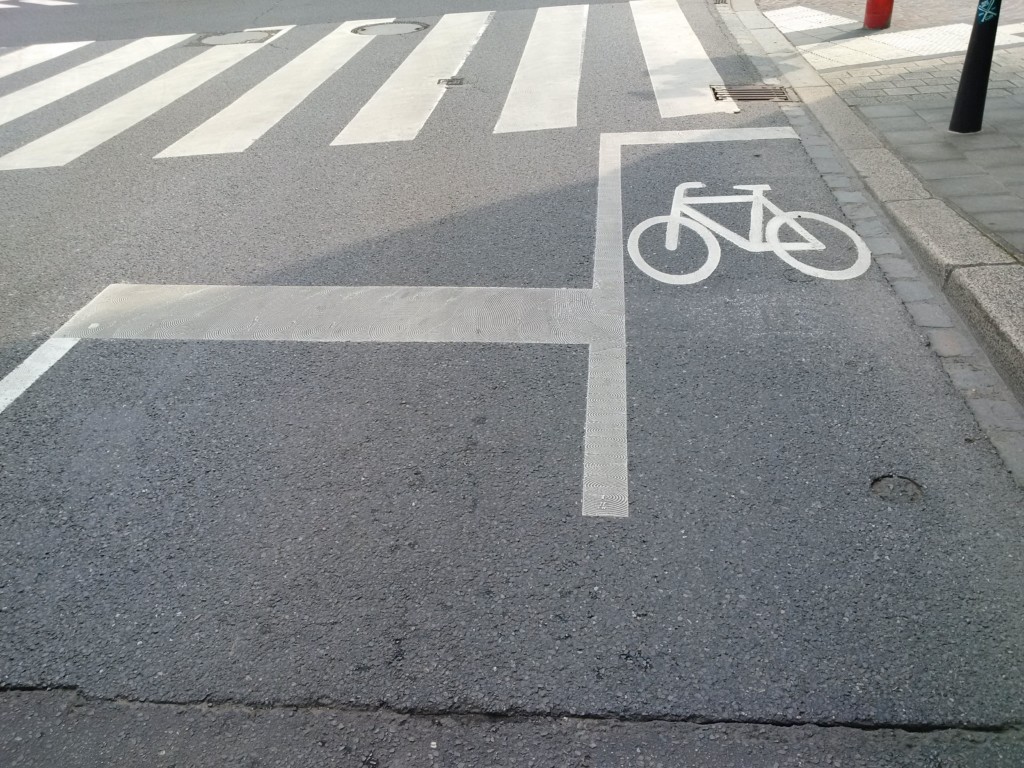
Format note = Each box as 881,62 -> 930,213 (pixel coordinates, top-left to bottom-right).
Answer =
2,0 -> 1024,765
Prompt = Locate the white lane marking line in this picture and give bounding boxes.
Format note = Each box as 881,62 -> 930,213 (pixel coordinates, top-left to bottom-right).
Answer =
763,6 -> 855,33
0,337 -> 78,415
629,0 -> 736,117
0,28 -> 292,170
494,4 -> 589,134
583,132 -> 629,517
22,0 -> 77,5
54,281 -> 625,517
0,3 -> 18,8
0,41 -> 92,81
611,126 -> 798,145
156,19 -> 390,158
55,285 -> 607,344
332,11 -> 492,145
0,35 -> 192,129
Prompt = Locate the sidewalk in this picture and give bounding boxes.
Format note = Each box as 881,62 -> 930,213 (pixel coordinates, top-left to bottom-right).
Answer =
756,0 -> 1024,255
725,0 -> 1024,416
826,51 -> 1024,255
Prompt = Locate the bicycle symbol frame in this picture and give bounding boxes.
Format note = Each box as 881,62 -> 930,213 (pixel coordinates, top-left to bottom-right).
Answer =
627,182 -> 871,285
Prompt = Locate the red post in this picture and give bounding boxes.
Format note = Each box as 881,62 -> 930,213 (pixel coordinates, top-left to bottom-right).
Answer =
864,0 -> 894,29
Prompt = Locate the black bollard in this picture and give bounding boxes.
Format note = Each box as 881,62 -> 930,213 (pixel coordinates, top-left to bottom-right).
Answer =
949,0 -> 1002,133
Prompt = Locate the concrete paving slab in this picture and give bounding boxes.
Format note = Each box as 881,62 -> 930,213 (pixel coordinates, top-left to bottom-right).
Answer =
992,165 -> 1024,184
945,133 -> 1023,151
950,194 -> 1024,215
964,147 -> 1024,169
871,115 -> 933,132
910,159 -> 988,180
1002,230 -> 1024,250
927,175 -> 1015,198
976,211 -> 1024,230
882,128 -> 945,146
895,142 -> 965,162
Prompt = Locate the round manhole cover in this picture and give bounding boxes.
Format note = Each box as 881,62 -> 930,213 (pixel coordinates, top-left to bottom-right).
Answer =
352,21 -> 429,36
871,475 -> 924,503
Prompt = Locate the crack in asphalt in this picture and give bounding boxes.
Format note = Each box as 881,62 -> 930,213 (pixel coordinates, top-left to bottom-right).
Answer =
2,684 -> 1021,735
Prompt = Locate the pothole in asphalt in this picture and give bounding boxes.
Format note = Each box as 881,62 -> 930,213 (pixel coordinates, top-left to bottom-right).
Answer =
352,21 -> 430,36
196,30 -> 280,45
871,475 -> 924,503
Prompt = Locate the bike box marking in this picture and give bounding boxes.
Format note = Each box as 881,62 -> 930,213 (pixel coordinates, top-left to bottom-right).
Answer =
1,128 -> 803,518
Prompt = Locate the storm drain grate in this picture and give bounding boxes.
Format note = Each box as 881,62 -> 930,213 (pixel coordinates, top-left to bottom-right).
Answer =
713,0 -> 729,5
712,84 -> 793,101
438,77 -> 466,86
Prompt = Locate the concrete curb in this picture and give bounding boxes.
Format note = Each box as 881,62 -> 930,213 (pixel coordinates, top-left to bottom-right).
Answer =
721,0 -> 1024,485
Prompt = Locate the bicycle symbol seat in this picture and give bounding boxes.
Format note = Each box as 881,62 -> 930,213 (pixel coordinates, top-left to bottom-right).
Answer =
627,182 -> 872,285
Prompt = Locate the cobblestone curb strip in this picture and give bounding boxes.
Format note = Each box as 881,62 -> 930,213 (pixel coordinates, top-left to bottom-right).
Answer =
720,0 -> 1024,486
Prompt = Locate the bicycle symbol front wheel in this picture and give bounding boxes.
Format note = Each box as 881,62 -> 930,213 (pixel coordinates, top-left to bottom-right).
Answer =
626,215 -> 722,285
765,211 -> 871,281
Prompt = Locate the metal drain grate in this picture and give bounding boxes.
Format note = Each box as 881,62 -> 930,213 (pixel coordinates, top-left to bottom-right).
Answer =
711,84 -> 793,101
713,0 -> 729,5
438,78 -> 465,86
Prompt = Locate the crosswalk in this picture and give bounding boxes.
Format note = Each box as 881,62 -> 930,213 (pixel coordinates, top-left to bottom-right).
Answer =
0,0 -> 738,170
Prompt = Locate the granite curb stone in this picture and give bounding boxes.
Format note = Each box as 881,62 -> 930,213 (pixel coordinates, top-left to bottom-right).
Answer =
946,266 -> 1024,399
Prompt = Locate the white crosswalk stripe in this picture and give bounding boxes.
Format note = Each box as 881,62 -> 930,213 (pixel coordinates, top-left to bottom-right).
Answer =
0,41 -> 92,81
630,0 -> 736,117
332,11 -> 493,146
494,4 -> 589,134
0,0 -> 77,8
0,28 -> 291,170
0,35 -> 193,128
157,20 -> 389,157
0,3 -> 745,169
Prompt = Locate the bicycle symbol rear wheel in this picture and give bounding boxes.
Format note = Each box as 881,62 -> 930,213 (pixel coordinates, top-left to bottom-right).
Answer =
765,211 -> 871,281
626,215 -> 722,285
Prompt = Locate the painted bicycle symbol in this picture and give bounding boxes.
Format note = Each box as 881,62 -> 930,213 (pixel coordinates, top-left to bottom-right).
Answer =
627,182 -> 871,285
